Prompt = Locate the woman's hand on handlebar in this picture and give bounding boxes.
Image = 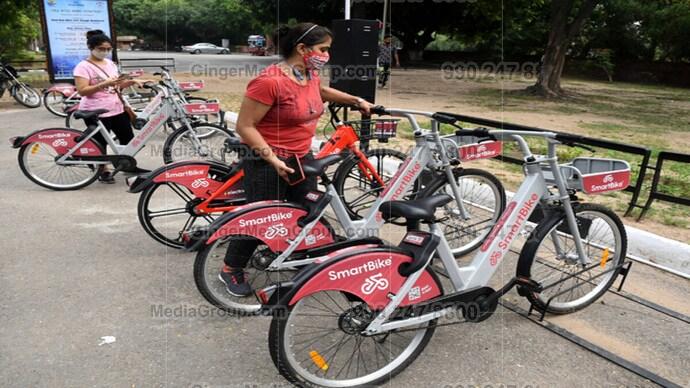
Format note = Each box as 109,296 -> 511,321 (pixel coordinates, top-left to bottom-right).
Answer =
356,100 -> 376,115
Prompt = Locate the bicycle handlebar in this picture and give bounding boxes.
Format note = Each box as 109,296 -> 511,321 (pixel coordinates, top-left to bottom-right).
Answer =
454,128 -> 495,140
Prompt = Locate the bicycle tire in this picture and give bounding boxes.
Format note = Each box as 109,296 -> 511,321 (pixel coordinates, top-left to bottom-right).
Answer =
12,83 -> 41,108
517,202 -> 627,314
268,267 -> 442,387
42,90 -> 68,117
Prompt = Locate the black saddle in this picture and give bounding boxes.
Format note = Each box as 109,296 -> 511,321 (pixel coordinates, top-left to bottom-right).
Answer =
302,154 -> 344,176
380,194 -> 453,222
73,109 -> 109,121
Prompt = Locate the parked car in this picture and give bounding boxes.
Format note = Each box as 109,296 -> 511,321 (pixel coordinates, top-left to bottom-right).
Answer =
181,43 -> 230,54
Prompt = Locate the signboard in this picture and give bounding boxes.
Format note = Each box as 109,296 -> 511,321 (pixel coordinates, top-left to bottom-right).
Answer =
39,0 -> 117,83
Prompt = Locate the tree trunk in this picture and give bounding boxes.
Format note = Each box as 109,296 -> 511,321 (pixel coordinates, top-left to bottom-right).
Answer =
528,0 -> 599,98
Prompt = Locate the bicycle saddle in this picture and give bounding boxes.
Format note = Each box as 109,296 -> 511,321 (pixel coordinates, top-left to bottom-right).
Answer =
380,194 -> 453,222
301,154 -> 344,176
73,109 -> 109,120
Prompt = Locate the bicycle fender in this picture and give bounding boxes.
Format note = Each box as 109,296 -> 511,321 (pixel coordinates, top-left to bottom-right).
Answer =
13,128 -> 102,156
129,161 -> 241,202
288,249 -> 442,310
206,203 -> 335,252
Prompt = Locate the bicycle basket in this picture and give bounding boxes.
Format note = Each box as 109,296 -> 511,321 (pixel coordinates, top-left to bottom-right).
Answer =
542,157 -> 631,194
442,132 -> 502,161
178,80 -> 204,91
345,119 -> 399,142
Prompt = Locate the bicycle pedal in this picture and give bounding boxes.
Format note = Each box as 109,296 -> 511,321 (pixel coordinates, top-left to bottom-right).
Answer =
516,277 -> 543,296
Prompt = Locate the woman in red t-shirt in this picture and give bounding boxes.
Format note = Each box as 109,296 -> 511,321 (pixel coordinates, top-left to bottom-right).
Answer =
219,22 -> 375,297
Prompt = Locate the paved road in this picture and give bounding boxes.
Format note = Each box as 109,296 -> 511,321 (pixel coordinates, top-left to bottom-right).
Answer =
119,50 -> 278,74
1,106 -> 688,387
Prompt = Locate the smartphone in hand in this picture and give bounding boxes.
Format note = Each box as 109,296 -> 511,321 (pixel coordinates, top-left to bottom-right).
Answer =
284,155 -> 305,185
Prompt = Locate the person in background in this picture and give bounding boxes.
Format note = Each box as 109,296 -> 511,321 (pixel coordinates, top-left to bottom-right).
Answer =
219,22 -> 376,297
73,31 -> 143,183
378,34 -> 400,88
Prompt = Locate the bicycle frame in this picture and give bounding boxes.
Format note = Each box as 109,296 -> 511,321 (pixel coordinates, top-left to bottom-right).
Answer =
362,131 -> 593,334
55,85 -> 196,165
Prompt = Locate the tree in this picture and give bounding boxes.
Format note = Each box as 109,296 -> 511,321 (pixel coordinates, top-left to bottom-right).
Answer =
0,0 -> 39,59
527,0 -> 601,97
113,0 -> 257,48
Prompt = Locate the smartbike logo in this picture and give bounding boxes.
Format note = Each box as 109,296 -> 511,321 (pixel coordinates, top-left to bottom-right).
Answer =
190,178 -> 209,189
38,132 -> 70,140
327,258 -> 392,281
238,212 -> 293,228
164,169 -> 206,179
481,193 -> 540,266
361,273 -> 389,295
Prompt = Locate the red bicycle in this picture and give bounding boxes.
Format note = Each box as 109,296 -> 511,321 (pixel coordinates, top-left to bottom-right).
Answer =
127,105 -> 407,249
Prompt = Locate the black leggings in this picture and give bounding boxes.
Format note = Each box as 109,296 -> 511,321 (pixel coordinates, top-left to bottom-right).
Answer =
84,111 -> 134,148
224,153 -> 317,268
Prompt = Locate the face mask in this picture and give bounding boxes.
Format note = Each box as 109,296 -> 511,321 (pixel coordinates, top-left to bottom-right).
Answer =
92,49 -> 110,60
303,49 -> 329,70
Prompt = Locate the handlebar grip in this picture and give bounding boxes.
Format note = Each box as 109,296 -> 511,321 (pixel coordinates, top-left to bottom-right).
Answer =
432,112 -> 457,124
455,128 -> 493,138
369,105 -> 388,116
153,72 -> 162,76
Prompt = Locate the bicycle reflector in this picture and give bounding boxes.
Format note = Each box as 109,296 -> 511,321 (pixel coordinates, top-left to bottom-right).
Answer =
256,284 -> 279,305
600,248 -> 610,268
309,350 -> 329,371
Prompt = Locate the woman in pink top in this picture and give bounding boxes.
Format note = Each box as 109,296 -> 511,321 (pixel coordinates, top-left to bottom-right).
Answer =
73,32 -> 139,183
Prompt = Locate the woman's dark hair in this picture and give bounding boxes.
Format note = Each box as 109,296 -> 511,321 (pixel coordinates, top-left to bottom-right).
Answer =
86,29 -> 104,39
272,23 -> 333,58
87,33 -> 113,50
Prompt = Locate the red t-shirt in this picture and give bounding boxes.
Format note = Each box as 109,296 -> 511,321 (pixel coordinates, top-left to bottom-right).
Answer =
245,64 -> 324,157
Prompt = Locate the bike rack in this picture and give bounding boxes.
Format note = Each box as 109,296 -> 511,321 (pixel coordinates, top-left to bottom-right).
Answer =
637,151 -> 690,220
529,260 -> 634,322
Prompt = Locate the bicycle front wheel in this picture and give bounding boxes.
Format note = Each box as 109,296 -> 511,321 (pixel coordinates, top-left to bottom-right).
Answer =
162,122 -> 235,164
518,203 -> 627,314
43,91 -> 68,117
424,168 -> 506,257
332,147 -> 408,218
12,83 -> 41,108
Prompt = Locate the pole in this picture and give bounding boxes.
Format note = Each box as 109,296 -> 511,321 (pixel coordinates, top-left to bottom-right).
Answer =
381,0 -> 388,39
345,0 -> 351,19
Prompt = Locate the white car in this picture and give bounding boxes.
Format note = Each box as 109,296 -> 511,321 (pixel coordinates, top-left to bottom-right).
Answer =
181,43 -> 230,54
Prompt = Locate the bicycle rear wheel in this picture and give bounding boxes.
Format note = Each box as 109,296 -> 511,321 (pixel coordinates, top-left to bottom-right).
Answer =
137,182 -> 219,248
268,276 -> 440,387
17,140 -> 103,190
194,238 -> 296,315
518,203 -> 627,314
